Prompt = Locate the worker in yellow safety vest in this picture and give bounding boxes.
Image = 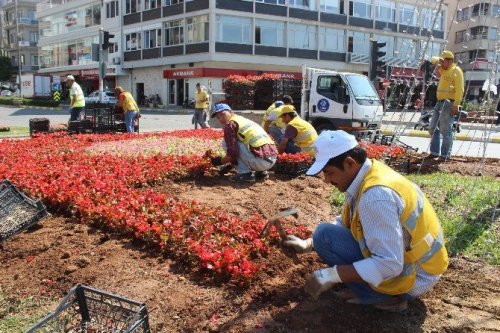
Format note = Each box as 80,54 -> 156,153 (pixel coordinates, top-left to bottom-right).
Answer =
210,103 -> 278,183
262,95 -> 293,143
276,105 -> 318,156
261,100 -> 284,127
283,130 -> 448,312
66,75 -> 85,121
115,86 -> 140,133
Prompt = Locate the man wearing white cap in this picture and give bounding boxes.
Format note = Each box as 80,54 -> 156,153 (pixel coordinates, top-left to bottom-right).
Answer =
66,75 -> 85,121
283,130 -> 448,312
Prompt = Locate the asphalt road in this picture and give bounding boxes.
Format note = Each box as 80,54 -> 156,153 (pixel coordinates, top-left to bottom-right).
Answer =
1,105 -> 499,158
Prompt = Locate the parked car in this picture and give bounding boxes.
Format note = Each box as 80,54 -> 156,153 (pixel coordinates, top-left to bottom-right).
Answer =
85,91 -> 116,104
0,90 -> 12,97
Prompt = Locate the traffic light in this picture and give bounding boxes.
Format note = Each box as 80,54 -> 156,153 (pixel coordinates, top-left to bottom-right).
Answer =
102,31 -> 115,50
369,41 -> 387,82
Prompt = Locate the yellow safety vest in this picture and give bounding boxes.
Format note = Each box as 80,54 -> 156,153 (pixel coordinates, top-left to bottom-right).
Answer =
262,102 -> 279,127
195,90 -> 209,109
230,114 -> 275,148
341,160 -> 448,295
269,105 -> 287,130
436,63 -> 464,107
120,91 -> 139,113
70,82 -> 85,107
287,117 -> 318,156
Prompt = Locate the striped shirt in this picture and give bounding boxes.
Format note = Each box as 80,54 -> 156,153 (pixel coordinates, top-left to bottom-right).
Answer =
344,159 -> 440,297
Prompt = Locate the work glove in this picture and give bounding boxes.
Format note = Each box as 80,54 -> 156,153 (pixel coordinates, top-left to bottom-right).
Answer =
210,156 -> 223,166
305,266 -> 342,300
282,235 -> 313,253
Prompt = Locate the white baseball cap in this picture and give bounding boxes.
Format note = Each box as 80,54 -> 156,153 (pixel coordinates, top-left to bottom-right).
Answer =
306,130 -> 358,176
66,75 -> 75,81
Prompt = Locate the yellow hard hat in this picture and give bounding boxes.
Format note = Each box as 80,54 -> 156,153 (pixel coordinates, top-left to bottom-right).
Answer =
440,50 -> 454,59
278,105 -> 297,117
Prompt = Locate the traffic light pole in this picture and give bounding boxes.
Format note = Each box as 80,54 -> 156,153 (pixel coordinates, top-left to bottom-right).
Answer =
98,27 -> 104,103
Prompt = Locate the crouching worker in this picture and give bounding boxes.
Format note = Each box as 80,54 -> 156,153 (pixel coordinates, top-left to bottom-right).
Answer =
277,105 -> 318,156
283,130 -> 448,312
115,86 -> 140,133
210,103 -> 278,183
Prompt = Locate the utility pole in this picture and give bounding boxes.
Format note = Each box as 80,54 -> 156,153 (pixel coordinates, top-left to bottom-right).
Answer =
98,27 -> 106,103
15,0 -> 22,98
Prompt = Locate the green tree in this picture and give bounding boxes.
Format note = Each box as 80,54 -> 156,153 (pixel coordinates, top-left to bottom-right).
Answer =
0,56 -> 13,82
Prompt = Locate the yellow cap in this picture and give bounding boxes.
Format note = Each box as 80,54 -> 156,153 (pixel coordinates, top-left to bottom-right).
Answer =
440,50 -> 454,59
278,105 -> 297,117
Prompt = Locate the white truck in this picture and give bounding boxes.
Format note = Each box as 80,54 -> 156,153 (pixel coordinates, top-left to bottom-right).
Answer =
300,65 -> 384,135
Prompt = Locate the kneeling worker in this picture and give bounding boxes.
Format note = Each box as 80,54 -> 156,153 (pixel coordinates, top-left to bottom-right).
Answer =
210,103 -> 278,183
277,105 -> 318,156
283,130 -> 448,311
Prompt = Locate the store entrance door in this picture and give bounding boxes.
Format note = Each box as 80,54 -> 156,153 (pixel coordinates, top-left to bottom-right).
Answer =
177,79 -> 184,106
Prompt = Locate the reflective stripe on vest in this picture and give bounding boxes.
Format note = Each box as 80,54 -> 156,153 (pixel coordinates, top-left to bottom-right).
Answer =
231,115 -> 275,148
287,117 -> 318,155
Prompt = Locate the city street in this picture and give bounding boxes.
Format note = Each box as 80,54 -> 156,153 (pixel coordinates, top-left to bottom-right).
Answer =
1,105 -> 499,158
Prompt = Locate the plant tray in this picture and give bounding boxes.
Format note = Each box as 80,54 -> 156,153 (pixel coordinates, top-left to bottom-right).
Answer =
29,118 -> 50,136
273,162 -> 312,177
0,179 -> 49,243
27,284 -> 151,333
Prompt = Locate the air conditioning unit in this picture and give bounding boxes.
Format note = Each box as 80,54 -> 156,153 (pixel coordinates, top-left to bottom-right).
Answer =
112,57 -> 121,64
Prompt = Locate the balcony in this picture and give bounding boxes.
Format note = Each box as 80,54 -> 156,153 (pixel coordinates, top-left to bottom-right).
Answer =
18,18 -> 38,25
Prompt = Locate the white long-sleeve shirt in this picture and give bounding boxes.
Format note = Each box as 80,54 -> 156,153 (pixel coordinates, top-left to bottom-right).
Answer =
343,159 -> 440,296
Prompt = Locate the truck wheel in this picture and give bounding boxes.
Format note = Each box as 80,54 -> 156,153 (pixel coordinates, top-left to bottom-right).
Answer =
315,123 -> 336,134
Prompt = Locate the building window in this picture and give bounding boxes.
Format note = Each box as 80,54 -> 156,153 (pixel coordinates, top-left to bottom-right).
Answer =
144,29 -> 162,48
108,42 -> 118,53
289,23 -> 317,50
319,27 -> 345,52
289,0 -> 314,10
145,0 -> 161,10
125,0 -> 141,14
31,55 -> 39,66
255,19 -> 285,47
20,54 -> 25,65
399,4 -> 416,25
216,15 -> 251,44
455,30 -> 465,43
470,26 -> 488,40
421,41 -> 441,60
165,20 -> 184,46
106,1 -> 119,18
395,38 -> 417,60
320,0 -> 340,14
349,0 -> 372,19
347,31 -> 370,54
493,5 -> 500,18
487,27 -> 498,40
29,32 -> 38,43
375,0 -> 395,22
187,15 -> 209,44
125,32 -> 141,50
256,0 -> 285,5
164,0 -> 184,5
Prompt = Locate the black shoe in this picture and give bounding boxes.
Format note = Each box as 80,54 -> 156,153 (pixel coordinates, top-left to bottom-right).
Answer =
218,164 -> 233,176
229,173 -> 255,183
255,171 -> 269,179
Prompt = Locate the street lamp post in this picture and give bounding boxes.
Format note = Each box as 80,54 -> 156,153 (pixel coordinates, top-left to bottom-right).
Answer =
14,0 -> 22,98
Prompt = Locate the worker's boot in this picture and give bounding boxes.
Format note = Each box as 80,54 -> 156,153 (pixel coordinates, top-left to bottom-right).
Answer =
229,172 -> 255,183
255,171 -> 269,180
218,164 -> 233,176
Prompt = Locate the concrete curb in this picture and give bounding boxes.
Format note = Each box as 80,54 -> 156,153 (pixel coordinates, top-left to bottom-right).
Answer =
381,128 -> 500,143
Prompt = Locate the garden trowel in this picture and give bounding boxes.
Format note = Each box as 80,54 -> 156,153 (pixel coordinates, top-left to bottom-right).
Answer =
260,208 -> 301,264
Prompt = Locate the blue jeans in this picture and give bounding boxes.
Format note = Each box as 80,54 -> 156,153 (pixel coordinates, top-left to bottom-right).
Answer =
269,125 -> 301,154
125,111 -> 138,133
313,223 -> 395,304
70,107 -> 84,121
222,141 -> 276,174
428,100 -> 454,158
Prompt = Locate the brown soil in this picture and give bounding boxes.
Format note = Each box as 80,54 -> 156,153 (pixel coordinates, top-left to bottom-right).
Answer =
1,157 -> 499,333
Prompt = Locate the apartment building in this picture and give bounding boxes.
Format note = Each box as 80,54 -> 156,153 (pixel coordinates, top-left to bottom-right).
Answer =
34,0 -> 449,106
447,0 -> 499,102
1,0 -> 40,75
36,0 -> 124,96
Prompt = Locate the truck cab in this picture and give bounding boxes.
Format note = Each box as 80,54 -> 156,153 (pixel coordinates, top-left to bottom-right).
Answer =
300,65 -> 384,135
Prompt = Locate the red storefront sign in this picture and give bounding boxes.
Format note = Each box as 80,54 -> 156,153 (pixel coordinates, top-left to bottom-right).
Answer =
163,67 -> 302,79
390,67 -> 423,79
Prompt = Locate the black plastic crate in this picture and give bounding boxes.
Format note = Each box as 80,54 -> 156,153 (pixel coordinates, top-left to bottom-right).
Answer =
29,118 -> 50,136
27,285 -> 151,333
0,179 -> 49,243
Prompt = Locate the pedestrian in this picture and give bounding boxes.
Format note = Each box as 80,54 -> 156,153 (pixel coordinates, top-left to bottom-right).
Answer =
428,50 -> 464,160
283,130 -> 448,312
66,75 -> 85,121
210,103 -> 278,183
115,86 -> 140,133
263,95 -> 294,143
194,83 -> 210,129
261,100 -> 284,127
276,105 -> 318,156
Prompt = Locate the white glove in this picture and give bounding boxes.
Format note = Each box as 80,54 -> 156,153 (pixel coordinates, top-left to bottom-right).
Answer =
282,235 -> 313,253
305,266 -> 342,300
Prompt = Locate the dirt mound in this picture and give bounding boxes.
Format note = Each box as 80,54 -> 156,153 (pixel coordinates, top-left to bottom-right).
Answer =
1,161 -> 499,332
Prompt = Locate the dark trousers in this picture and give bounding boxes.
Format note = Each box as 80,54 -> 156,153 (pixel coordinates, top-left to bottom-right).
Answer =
70,107 -> 84,121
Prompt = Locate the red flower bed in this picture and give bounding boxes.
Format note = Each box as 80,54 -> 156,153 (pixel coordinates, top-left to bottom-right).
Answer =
0,131 -> 308,283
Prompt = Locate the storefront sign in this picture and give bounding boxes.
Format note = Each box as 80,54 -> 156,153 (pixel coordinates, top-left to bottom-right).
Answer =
390,67 -> 422,79
163,67 -> 301,79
